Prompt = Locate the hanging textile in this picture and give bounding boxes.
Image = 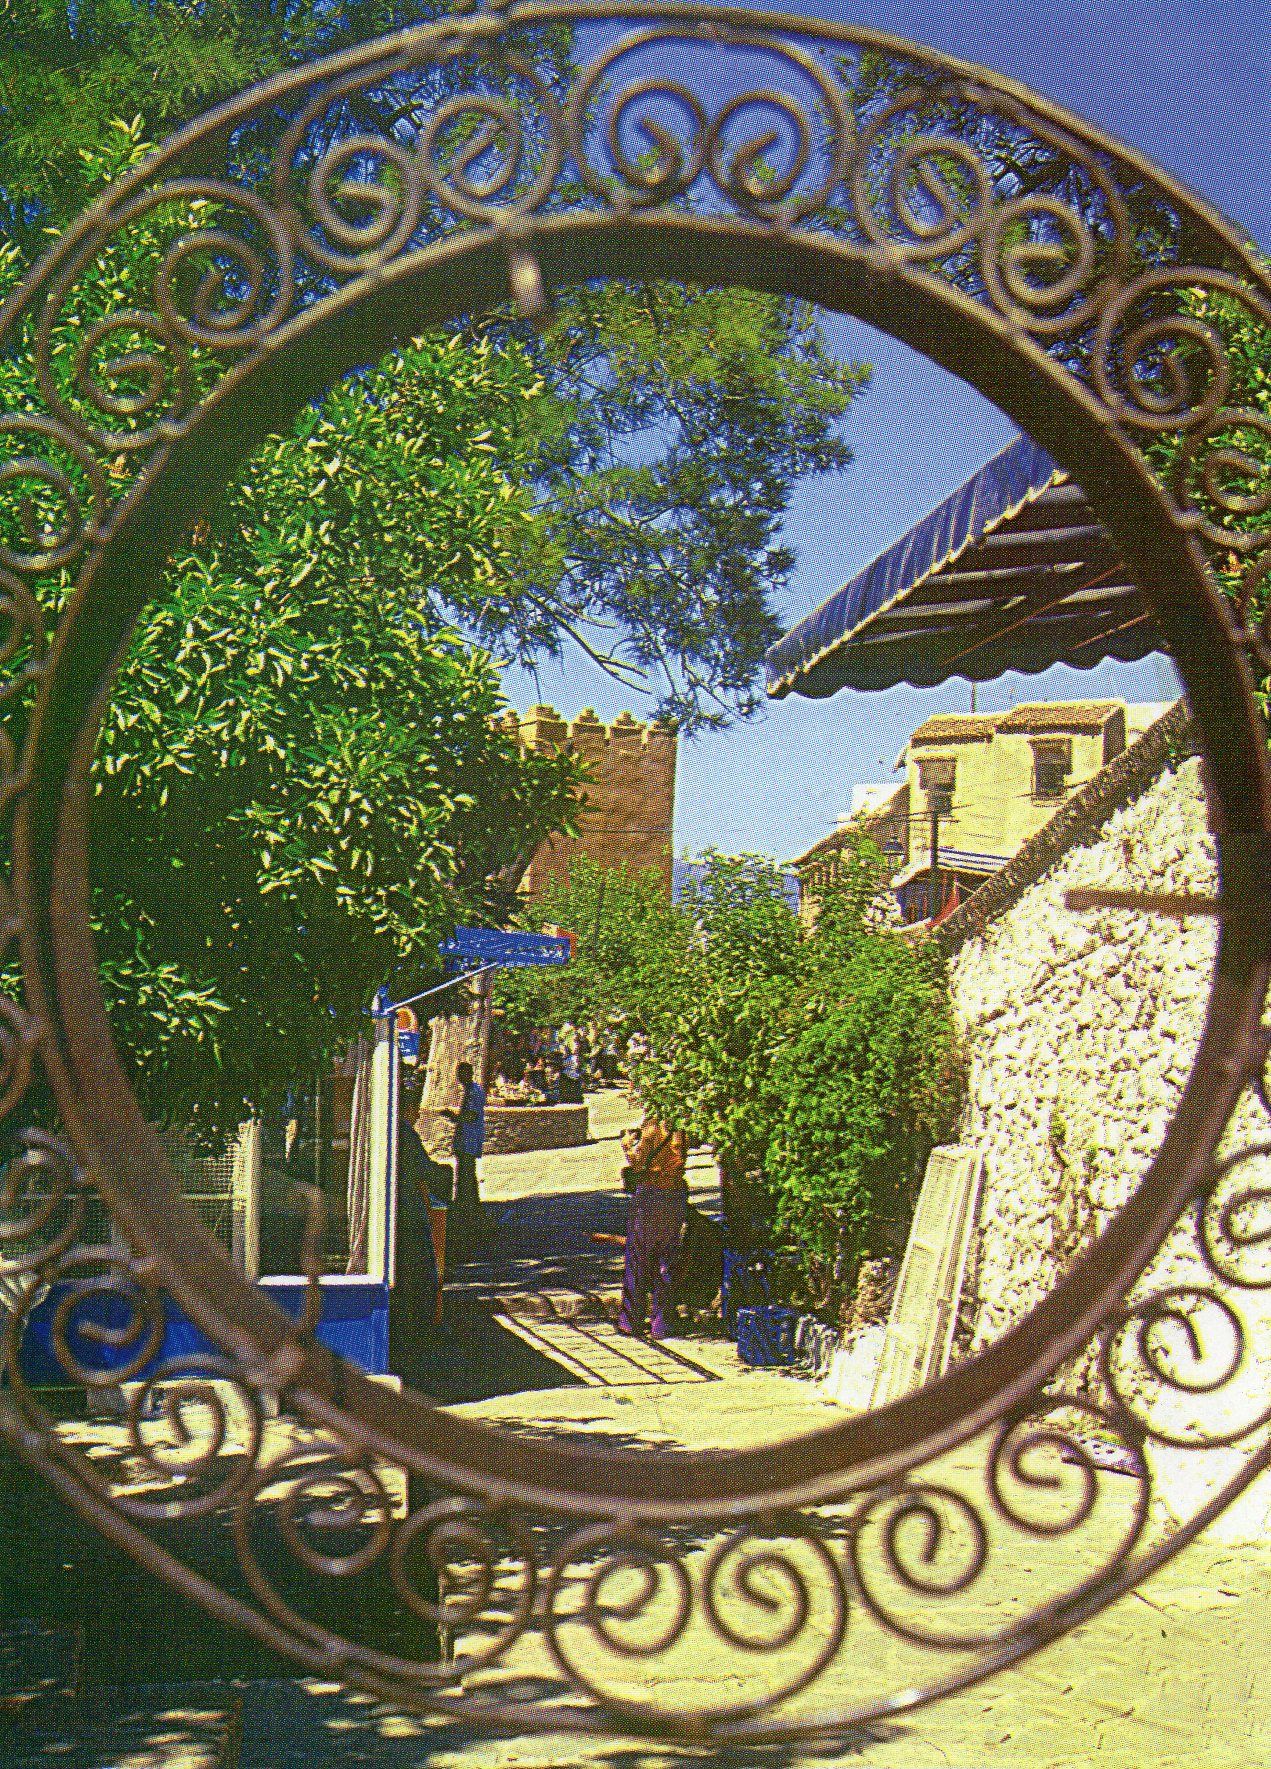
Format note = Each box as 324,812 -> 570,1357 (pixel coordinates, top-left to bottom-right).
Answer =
344,1037 -> 373,1276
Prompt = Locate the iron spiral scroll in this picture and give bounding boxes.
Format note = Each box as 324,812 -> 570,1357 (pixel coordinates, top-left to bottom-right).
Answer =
0,3 -> 1269,1740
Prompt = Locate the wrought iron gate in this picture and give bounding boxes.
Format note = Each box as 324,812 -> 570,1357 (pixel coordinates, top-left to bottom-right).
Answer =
1,3 -> 1269,1743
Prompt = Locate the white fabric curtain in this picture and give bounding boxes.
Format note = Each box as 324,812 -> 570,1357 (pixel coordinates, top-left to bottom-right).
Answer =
344,1038 -> 373,1275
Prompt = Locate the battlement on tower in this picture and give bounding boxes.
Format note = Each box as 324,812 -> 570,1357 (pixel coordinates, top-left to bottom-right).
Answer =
511,705 -> 677,899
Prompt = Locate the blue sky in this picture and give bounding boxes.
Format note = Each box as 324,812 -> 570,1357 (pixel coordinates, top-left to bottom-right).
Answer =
504,1 -> 1270,863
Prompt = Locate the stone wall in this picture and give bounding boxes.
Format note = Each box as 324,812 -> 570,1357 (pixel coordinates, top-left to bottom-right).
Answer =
481,1103 -> 591,1156
509,705 -> 677,900
949,753 -> 1215,1352
945,750 -> 1271,1537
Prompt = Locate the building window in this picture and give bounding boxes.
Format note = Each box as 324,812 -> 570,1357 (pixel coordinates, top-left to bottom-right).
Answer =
1032,738 -> 1072,801
917,756 -> 955,819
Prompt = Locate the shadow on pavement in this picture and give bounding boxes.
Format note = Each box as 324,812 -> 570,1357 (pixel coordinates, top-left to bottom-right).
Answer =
413,1300 -> 582,1405
228,1676 -> 900,1769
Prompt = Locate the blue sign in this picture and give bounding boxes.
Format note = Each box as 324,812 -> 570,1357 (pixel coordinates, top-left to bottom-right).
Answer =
397,1028 -> 420,1061
439,927 -> 572,969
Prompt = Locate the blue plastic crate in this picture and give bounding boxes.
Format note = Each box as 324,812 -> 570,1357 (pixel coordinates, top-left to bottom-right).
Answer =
736,1304 -> 798,1367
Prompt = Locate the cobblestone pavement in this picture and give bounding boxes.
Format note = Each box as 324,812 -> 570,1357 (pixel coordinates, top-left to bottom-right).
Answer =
5,1092 -> 1270,1766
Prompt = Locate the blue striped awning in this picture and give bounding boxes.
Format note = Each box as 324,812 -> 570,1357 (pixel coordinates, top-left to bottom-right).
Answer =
765,435 -> 1157,699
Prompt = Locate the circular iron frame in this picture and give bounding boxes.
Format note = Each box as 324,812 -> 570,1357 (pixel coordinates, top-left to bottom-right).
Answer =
0,3 -> 1269,1741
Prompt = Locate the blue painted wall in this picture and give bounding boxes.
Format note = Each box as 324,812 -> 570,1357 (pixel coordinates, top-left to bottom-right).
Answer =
16,1276 -> 390,1387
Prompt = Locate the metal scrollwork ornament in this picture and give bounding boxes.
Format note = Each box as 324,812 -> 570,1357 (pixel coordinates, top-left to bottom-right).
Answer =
1,4 -> 1269,1742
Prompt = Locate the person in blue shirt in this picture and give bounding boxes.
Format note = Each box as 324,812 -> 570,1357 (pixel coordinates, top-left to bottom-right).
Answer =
445,1061 -> 487,1253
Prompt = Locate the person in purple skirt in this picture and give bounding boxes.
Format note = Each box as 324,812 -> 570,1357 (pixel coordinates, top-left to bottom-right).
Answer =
617,1116 -> 688,1340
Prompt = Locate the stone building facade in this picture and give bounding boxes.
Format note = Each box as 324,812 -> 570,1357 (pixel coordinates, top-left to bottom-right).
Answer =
908,700 -> 1126,857
793,698 -> 1172,926
509,704 -> 677,899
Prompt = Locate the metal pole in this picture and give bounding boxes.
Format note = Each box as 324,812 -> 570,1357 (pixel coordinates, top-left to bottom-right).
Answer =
386,999 -> 400,1288
928,795 -> 941,923
374,964 -> 499,1017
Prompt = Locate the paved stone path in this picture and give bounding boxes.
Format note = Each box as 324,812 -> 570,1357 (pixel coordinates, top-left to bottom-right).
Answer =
495,1309 -> 720,1385
5,1090 -> 1271,1766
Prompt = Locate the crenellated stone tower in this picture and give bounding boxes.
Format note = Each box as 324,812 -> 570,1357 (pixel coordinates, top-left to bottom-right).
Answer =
513,705 -> 677,899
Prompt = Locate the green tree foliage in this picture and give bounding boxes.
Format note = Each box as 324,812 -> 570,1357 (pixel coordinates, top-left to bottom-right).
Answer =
95,604 -> 575,1137
521,286 -> 865,725
88,375 -> 579,1134
0,139 -> 578,1138
0,4 -> 869,730
0,2 -> 438,254
1143,276 -> 1271,714
493,855 -> 690,1043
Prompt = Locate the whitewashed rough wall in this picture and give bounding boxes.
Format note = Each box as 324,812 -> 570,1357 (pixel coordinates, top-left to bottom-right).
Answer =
947,756 -> 1271,1538
950,757 -> 1214,1350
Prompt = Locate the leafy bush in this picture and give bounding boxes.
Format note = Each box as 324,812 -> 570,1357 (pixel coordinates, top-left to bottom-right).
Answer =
637,855 -> 802,1206
765,933 -> 962,1313
516,842 -> 965,1315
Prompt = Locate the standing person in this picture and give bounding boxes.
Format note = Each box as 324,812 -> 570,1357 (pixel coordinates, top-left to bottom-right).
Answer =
388,1085 -> 440,1392
600,1023 -> 621,1086
444,1060 -> 487,1253
560,1035 -> 583,1104
617,1115 -> 688,1340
